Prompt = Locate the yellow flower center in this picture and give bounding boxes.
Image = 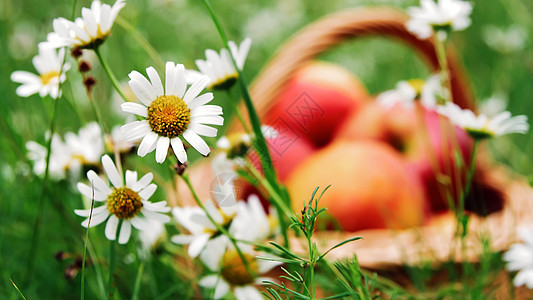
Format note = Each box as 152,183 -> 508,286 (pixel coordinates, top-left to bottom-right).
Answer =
40,71 -> 60,85
407,79 -> 426,99
106,187 -> 143,219
220,250 -> 258,286
147,95 -> 191,138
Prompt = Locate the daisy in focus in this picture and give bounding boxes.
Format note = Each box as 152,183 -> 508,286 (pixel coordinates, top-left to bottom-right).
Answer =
406,0 -> 473,40
377,73 -> 446,109
503,226 -> 533,289
437,102 -> 529,140
75,154 -> 171,244
11,47 -> 69,99
121,62 -> 223,164
42,0 -> 125,49
198,239 -> 281,300
188,38 -> 252,90
171,200 -> 237,257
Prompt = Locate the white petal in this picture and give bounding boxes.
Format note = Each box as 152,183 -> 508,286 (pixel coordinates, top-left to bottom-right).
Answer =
130,217 -> 147,230
188,93 -> 214,110
191,115 -> 224,126
214,280 -> 230,299
139,183 -> 157,200
86,170 -> 111,194
121,120 -> 151,141
188,234 -> 211,258
183,76 -> 209,105
198,275 -> 219,288
105,215 -> 119,240
81,7 -> 97,37
146,66 -> 163,97
118,220 -> 132,244
128,71 -> 156,106
74,205 -> 108,217
132,172 -> 153,192
191,105 -> 223,117
77,182 -> 108,201
102,154 -> 123,188
183,130 -> 210,156
16,83 -> 42,98
125,170 -> 138,189
143,200 -> 170,213
81,210 -> 109,228
165,62 -> 177,96
190,123 -> 218,137
155,136 -> 170,163
121,102 -> 148,118
11,71 -> 40,84
171,138 -> 187,163
137,132 -> 159,157
171,234 -> 195,245
234,286 -> 263,300
174,64 -> 187,99
142,209 -> 171,223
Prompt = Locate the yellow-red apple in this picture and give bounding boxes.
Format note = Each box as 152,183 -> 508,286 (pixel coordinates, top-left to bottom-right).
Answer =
286,140 -> 427,232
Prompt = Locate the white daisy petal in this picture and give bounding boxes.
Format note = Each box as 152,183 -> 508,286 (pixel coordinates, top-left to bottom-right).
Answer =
105,215 -> 120,240
86,170 -> 112,194
188,93 -> 214,110
191,115 -> 224,126
101,155 -> 123,188
198,275 -> 219,288
174,64 -> 187,99
132,172 -> 153,192
234,286 -> 263,300
125,170 -> 138,189
77,182 -> 108,201
121,102 -> 148,118
143,201 -> 171,213
130,217 -> 147,230
121,120 -> 151,141
191,105 -> 223,117
74,205 -> 108,217
171,234 -> 195,245
188,233 -> 210,257
142,209 -> 171,223
128,71 -> 156,106
165,62 -> 177,96
183,76 -> 209,104
171,137 -> 187,163
214,280 -> 230,299
146,66 -> 164,97
189,123 -> 218,137
81,210 -> 109,228
118,220 -> 132,244
183,130 -> 210,156
139,183 -> 157,200
155,136 -> 170,163
137,132 -> 159,157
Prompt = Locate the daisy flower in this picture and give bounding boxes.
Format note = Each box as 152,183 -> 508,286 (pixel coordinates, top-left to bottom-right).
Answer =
437,102 -> 529,140
64,122 -> 105,171
188,38 -> 252,90
406,0 -> 473,40
504,226 -> 533,289
232,195 -> 277,242
41,0 -> 125,49
11,47 -> 69,99
377,74 -> 446,109
121,62 -> 223,164
171,200 -> 237,258
26,134 -> 70,180
74,154 -> 171,244
198,239 -> 281,300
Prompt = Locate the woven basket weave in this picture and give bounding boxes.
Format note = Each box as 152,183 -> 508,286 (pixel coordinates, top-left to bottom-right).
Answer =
175,7 -> 533,269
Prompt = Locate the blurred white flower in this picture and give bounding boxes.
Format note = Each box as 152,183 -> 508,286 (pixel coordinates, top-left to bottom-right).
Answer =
406,0 -> 472,40
64,122 -> 105,171
233,195 -> 277,242
504,226 -> 533,289
479,94 -> 507,118
105,125 -> 136,153
377,73 -> 446,109
41,0 -> 125,49
198,239 -> 280,300
121,62 -> 223,164
171,201 -> 237,258
437,102 -> 529,140
188,38 -> 252,90
75,155 -> 171,244
483,25 -> 527,53
11,47 -> 69,99
26,134 -> 70,180
139,219 -> 166,253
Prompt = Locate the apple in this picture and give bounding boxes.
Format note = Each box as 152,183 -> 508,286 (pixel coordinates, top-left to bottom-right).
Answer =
264,61 -> 369,148
286,140 -> 427,232
334,102 -> 491,213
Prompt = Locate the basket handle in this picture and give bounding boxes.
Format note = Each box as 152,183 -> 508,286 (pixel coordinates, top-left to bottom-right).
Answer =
242,7 -> 474,126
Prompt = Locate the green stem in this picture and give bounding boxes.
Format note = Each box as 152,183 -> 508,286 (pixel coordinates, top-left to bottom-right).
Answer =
244,158 -> 291,247
456,141 -> 479,237
225,90 -> 250,134
80,196 -> 95,300
132,259 -> 146,300
88,94 -> 109,134
307,237 -> 316,300
182,174 -> 255,278
201,0 -> 283,198
108,238 -> 117,299
94,47 -> 129,103
10,279 -> 27,300
434,35 -> 452,103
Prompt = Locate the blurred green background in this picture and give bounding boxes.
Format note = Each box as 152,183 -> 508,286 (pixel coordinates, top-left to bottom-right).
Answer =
1,0 -> 532,298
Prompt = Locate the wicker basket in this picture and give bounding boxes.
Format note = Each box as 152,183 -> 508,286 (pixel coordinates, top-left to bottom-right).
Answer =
174,7 -> 533,269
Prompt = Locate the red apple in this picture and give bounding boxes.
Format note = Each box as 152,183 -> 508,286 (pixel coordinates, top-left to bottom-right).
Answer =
286,140 -> 427,232
334,102 -> 492,213
264,61 -> 369,148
